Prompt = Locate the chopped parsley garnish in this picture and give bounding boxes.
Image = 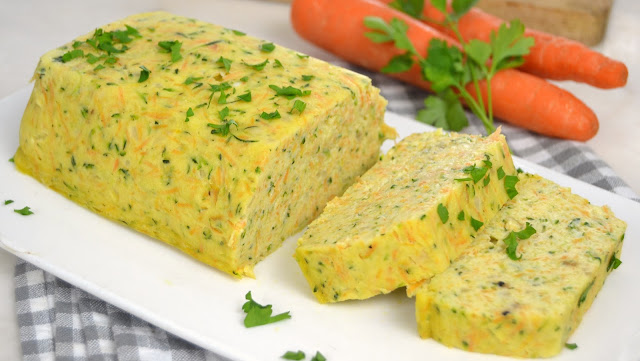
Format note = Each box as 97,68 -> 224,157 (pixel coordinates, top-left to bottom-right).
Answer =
238,91 -> 252,102
217,56 -> 232,72
282,350 -> 305,360
259,42 -> 275,53
578,281 -> 594,307
273,59 -> 284,68
208,120 -> 238,137
4,200 -> 14,205
437,203 -> 448,224
607,254 -> 622,271
86,53 -> 103,64
138,65 -> 150,83
231,29 -> 246,36
94,64 -> 105,71
470,217 -> 483,231
269,85 -> 311,100
184,76 -> 203,85
185,107 -> 194,122
504,175 -> 520,199
297,53 -> 309,59
310,351 -> 326,361
457,210 -> 464,221
503,222 -> 536,260
497,166 -> 506,180
242,291 -> 291,327
61,49 -> 84,63
218,106 -> 230,120
243,59 -> 269,71
302,74 -> 315,81
261,110 -> 282,120
565,343 -> 578,350
456,164 -> 488,183
9,157 -> 15,163
208,82 -> 232,107
14,206 -> 34,216
289,100 -> 306,114
157,40 -> 183,62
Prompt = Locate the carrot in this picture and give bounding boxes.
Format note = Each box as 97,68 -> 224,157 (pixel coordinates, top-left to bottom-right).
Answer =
291,0 -> 599,140
378,0 -> 627,89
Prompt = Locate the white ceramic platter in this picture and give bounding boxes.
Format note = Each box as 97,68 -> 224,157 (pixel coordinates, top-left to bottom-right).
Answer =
1,86 -> 639,361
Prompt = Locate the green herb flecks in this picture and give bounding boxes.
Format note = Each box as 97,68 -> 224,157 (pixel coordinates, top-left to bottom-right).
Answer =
185,107 -> 194,122
261,110 -> 282,120
238,91 -> 252,102
259,42 -> 276,53
243,59 -> 269,71
4,200 -> 14,205
497,166 -> 506,180
231,29 -> 246,36
138,65 -> 151,83
310,351 -> 326,361
289,100 -> 306,114
578,281 -> 594,307
217,56 -> 232,72
158,40 -> 183,62
282,350 -> 305,360
364,3 -> 534,134
504,175 -> 520,199
302,74 -> 315,81
565,343 -> 578,350
503,222 -> 536,260
208,82 -> 232,108
184,76 -> 203,85
607,254 -> 622,271
61,49 -> 84,63
14,206 -> 34,216
437,203 -> 449,224
273,59 -> 284,68
269,85 -> 311,100
242,291 -> 291,328
470,216 -> 483,231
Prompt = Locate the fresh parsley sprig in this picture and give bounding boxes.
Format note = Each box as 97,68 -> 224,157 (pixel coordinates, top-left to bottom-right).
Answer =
365,0 -> 534,134
242,291 -> 291,327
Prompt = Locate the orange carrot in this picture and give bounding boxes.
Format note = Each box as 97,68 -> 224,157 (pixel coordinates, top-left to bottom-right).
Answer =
291,0 -> 599,140
379,0 -> 628,89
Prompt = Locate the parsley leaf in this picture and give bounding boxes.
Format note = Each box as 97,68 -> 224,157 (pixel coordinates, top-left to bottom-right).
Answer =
158,40 -> 183,62
238,91 -> 252,102
269,85 -> 310,99
61,49 -> 84,63
503,222 -> 536,260
437,203 -> 449,224
232,29 -> 246,36
290,100 -> 306,114
565,343 -> 578,350
4,200 -> 14,205
457,210 -> 465,221
416,90 -> 468,131
282,350 -> 305,360
218,106 -> 230,120
381,53 -> 414,73
310,351 -> 326,361
607,254 -> 622,271
302,74 -> 315,81
273,59 -> 284,68
260,42 -> 275,53
261,110 -> 281,120
388,0 -> 425,18
364,17 -> 417,54
243,59 -> 269,71
185,107 -> 194,122
242,291 -> 291,328
217,56 -> 232,72
184,76 -> 203,85
138,65 -> 150,83
14,206 -> 34,216
208,119 -> 238,137
497,166 -> 506,180
470,217 -> 483,231
504,175 -> 520,199
297,53 -> 309,59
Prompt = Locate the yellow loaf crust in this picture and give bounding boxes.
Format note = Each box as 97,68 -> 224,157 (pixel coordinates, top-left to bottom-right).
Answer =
415,174 -> 626,358
14,11 -> 394,277
295,129 -> 516,303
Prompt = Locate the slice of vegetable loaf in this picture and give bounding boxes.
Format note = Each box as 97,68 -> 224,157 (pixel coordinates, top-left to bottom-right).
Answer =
295,129 -> 516,303
14,11 -> 394,277
415,174 -> 626,358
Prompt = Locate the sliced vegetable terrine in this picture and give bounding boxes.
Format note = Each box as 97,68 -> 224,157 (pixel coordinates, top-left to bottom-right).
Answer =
13,11 -> 394,277
295,129 -> 516,302
415,174 -> 626,358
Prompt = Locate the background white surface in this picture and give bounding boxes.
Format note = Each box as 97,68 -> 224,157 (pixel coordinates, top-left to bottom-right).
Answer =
0,0 -> 638,359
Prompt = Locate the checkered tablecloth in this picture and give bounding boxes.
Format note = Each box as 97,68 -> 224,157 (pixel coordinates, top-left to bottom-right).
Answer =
14,61 -> 639,361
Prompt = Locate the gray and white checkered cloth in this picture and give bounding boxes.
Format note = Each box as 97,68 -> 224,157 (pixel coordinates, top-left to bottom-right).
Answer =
14,62 -> 639,361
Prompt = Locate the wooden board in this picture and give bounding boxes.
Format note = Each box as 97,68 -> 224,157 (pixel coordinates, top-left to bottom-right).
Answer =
477,0 -> 614,45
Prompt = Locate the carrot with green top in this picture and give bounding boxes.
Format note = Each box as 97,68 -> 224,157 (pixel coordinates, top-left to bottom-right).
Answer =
291,0 -> 598,140
382,0 -> 628,89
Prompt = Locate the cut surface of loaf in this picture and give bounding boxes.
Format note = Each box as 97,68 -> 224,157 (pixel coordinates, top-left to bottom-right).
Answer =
295,129 -> 516,303
14,11 -> 393,277
415,174 -> 626,358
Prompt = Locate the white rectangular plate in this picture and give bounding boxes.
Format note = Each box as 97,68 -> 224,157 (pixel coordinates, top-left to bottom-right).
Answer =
1,86 -> 639,361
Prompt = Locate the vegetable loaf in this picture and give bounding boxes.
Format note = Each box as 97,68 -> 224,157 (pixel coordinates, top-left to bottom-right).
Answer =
295,129 -> 516,303
14,11 -> 394,277
415,174 -> 626,358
